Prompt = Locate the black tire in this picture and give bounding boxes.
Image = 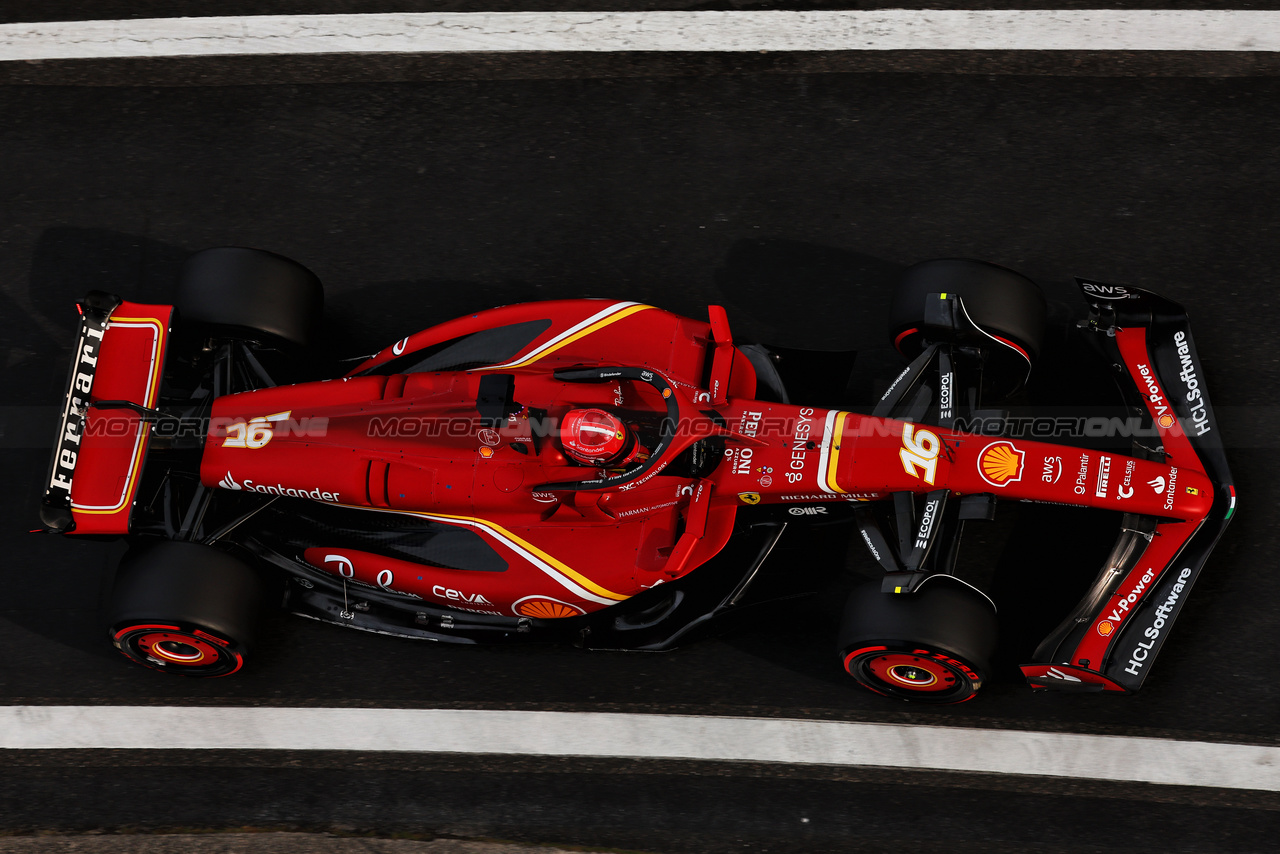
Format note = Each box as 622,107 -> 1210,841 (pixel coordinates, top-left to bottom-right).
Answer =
889,258 -> 1047,363
107,541 -> 264,678
176,247 -> 322,347
837,577 -> 998,704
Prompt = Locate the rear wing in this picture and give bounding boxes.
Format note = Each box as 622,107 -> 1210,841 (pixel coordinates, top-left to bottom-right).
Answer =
1021,280 -> 1235,693
40,293 -> 174,535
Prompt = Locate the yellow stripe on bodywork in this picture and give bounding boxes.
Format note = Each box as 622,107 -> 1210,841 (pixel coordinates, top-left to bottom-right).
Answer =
110,317 -> 167,407
499,303 -> 652,369
336,504 -> 628,604
72,316 -> 166,515
824,410 -> 848,494
480,517 -> 629,601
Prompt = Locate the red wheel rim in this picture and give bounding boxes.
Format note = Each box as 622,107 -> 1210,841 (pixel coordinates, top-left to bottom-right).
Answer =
844,645 -> 982,703
864,653 -> 955,693
113,623 -> 244,677
135,631 -> 220,667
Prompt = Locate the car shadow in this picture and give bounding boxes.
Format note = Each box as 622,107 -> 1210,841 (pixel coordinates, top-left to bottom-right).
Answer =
321,277 -> 544,359
29,226 -> 190,313
713,237 -> 902,351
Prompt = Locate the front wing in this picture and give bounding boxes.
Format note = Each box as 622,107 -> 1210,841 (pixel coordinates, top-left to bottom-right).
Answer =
1022,281 -> 1235,693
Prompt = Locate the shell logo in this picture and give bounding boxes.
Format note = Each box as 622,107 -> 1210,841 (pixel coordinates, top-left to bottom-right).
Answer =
1097,620 -> 1115,637
514,597 -> 584,619
977,441 -> 1025,487
1158,414 -> 1175,429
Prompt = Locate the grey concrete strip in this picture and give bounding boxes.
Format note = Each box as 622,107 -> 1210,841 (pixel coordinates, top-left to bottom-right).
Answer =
3,707 -> 1280,792
2,11 -> 1280,62
0,835 -> 587,853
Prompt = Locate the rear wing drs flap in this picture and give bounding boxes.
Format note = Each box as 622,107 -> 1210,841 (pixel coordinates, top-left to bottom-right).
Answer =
1022,280 -> 1235,693
41,293 -> 174,536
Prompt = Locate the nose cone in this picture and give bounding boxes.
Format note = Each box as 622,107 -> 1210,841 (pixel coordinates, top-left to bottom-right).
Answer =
1095,457 -> 1214,521
1167,468 -> 1214,520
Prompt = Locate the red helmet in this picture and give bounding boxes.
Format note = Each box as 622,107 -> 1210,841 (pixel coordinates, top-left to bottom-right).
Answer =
560,408 -> 642,467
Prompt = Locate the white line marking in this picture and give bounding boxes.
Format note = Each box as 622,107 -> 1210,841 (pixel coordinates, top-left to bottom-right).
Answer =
2,706 -> 1278,792
2,11 -> 1280,62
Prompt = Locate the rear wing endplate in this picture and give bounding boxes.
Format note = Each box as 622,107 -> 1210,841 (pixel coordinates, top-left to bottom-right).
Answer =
41,294 -> 174,535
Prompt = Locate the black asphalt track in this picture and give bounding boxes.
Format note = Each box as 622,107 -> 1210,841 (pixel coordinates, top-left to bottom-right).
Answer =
1,49 -> 1279,851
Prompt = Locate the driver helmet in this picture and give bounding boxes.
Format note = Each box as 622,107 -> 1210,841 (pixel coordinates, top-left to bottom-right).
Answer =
560,408 -> 644,467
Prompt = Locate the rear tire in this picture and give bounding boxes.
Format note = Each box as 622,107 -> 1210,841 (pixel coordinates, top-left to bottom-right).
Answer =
837,577 -> 997,704
107,541 -> 264,678
889,258 -> 1046,364
176,247 -> 322,347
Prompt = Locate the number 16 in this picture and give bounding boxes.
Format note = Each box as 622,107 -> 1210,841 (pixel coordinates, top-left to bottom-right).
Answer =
900,423 -> 940,485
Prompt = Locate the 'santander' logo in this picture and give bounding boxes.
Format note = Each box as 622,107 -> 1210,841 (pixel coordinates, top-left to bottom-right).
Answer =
977,441 -> 1024,487
217,471 -> 340,502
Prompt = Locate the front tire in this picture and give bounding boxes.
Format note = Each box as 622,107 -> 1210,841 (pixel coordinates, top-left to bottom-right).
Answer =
107,541 -> 264,678
837,577 -> 998,704
889,259 -> 1047,383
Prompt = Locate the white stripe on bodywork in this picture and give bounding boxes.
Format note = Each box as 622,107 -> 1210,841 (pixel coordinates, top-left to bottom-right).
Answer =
70,320 -> 162,513
485,300 -> 641,370
816,410 -> 840,494
337,504 -> 620,606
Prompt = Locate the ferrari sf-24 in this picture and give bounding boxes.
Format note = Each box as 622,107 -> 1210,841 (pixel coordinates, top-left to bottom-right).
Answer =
39,249 -> 1234,703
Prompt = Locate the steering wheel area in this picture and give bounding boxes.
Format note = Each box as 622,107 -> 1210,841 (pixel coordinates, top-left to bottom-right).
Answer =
535,366 -> 716,493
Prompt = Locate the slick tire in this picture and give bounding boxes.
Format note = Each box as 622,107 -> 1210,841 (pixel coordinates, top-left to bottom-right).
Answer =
106,541 -> 264,678
837,577 -> 998,704
889,258 -> 1047,366
176,246 -> 323,347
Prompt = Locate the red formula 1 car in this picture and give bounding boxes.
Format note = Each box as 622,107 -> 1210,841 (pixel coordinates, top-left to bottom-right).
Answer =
40,249 -> 1234,702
